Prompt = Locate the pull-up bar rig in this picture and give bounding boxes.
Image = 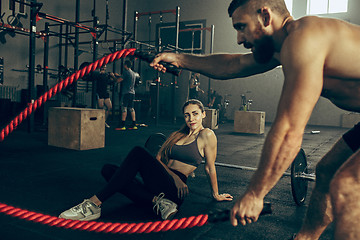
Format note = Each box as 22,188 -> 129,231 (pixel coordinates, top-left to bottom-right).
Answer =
37,1 -> 132,112
1,0 -> 89,131
37,12 -> 97,34
37,9 -> 101,110
3,0 -> 134,130
0,22 -> 47,39
135,9 -> 177,18
4,0 -> 128,131
133,7 -> 180,125
179,25 -> 215,105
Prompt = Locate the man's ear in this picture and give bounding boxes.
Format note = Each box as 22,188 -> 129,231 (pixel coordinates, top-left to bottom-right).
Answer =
257,7 -> 271,27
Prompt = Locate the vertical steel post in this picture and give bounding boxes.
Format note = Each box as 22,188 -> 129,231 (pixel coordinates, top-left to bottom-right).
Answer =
155,13 -> 161,126
58,25 -> 62,82
208,25 -> 215,105
117,0 -> 128,117
133,11 -> 138,44
43,22 -> 49,126
171,6 -> 180,123
133,11 -> 140,73
28,0 -> 37,132
105,0 -> 109,40
90,0 -> 98,108
64,23 -> 69,69
122,0 -> 127,48
92,16 -> 98,109
112,41 -> 118,117
73,0 -> 80,107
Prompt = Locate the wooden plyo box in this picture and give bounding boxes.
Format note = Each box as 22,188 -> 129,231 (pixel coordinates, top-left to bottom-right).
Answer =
341,112 -> 360,128
234,110 -> 265,134
203,108 -> 219,129
48,107 -> 105,150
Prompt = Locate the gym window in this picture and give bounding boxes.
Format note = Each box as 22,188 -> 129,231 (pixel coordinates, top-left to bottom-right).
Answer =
284,0 -> 293,15
307,0 -> 348,15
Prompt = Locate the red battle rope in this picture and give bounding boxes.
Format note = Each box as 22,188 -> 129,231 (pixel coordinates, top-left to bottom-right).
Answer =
0,48 -> 136,142
0,48 -> 212,234
0,49 -> 273,233
0,202 -> 209,234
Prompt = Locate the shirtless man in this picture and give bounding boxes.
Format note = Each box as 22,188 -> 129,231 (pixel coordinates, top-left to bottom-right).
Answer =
150,0 -> 360,239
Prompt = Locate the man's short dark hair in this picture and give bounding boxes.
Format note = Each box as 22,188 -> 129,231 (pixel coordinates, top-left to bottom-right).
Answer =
228,0 -> 249,17
124,60 -> 133,68
228,0 -> 290,18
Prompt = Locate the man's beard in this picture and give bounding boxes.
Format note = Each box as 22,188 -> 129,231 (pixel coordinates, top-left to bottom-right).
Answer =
253,36 -> 275,64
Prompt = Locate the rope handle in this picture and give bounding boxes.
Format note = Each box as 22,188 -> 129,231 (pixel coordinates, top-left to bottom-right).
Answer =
207,202 -> 272,223
134,50 -> 182,76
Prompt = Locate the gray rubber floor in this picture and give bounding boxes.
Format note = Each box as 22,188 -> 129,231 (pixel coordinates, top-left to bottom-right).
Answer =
0,120 -> 346,240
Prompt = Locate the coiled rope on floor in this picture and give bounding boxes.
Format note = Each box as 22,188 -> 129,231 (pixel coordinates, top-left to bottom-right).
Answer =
0,48 -> 136,142
0,202 -> 209,233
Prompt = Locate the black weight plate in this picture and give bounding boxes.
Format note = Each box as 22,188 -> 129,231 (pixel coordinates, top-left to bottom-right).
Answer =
144,133 -> 167,158
291,148 -> 308,206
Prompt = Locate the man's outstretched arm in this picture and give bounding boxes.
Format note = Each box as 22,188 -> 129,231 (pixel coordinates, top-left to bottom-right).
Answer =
150,52 -> 279,80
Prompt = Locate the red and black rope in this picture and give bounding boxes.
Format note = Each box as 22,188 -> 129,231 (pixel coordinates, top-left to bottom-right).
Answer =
0,202 -> 209,234
0,48 -> 271,234
0,48 -> 213,234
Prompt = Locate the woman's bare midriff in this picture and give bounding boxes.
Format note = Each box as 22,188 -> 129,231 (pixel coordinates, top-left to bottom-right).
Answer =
167,159 -> 198,177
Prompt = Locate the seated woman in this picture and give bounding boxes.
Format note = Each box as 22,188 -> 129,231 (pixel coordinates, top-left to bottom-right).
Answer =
59,99 -> 233,221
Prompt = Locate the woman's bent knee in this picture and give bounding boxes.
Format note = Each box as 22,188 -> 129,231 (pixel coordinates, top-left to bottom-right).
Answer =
129,146 -> 152,157
101,164 -> 119,181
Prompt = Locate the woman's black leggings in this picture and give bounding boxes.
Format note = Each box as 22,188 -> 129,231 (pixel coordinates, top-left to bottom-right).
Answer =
96,146 -> 187,207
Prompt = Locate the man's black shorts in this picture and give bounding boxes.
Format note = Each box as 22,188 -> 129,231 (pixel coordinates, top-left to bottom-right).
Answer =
121,93 -> 135,109
343,122 -> 360,152
97,92 -> 110,99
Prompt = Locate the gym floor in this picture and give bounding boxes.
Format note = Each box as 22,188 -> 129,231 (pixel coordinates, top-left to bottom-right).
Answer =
0,120 -> 346,240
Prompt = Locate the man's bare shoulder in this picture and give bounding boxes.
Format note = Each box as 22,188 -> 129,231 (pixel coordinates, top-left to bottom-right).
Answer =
280,16 -> 360,84
287,16 -> 326,35
281,16 -> 349,60
287,16 -> 360,37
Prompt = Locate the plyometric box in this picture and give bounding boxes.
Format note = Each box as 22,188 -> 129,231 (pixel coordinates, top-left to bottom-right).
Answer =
48,107 -> 105,150
234,110 -> 265,134
203,108 -> 218,129
341,112 -> 360,128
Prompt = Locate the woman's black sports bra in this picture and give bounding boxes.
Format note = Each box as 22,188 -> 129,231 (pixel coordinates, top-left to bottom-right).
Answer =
168,133 -> 204,167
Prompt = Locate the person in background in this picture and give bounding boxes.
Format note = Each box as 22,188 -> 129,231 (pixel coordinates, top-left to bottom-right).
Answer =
115,60 -> 139,130
79,62 -> 120,128
189,72 -> 204,100
208,89 -> 223,110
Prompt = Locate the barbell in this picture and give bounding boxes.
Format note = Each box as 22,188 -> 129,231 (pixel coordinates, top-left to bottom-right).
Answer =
211,149 -> 314,206
290,148 -> 315,206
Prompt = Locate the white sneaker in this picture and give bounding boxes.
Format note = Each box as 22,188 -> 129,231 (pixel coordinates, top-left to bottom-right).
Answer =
59,199 -> 101,221
153,193 -> 178,220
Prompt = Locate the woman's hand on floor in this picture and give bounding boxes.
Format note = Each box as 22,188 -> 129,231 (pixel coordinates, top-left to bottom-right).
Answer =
214,193 -> 234,202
